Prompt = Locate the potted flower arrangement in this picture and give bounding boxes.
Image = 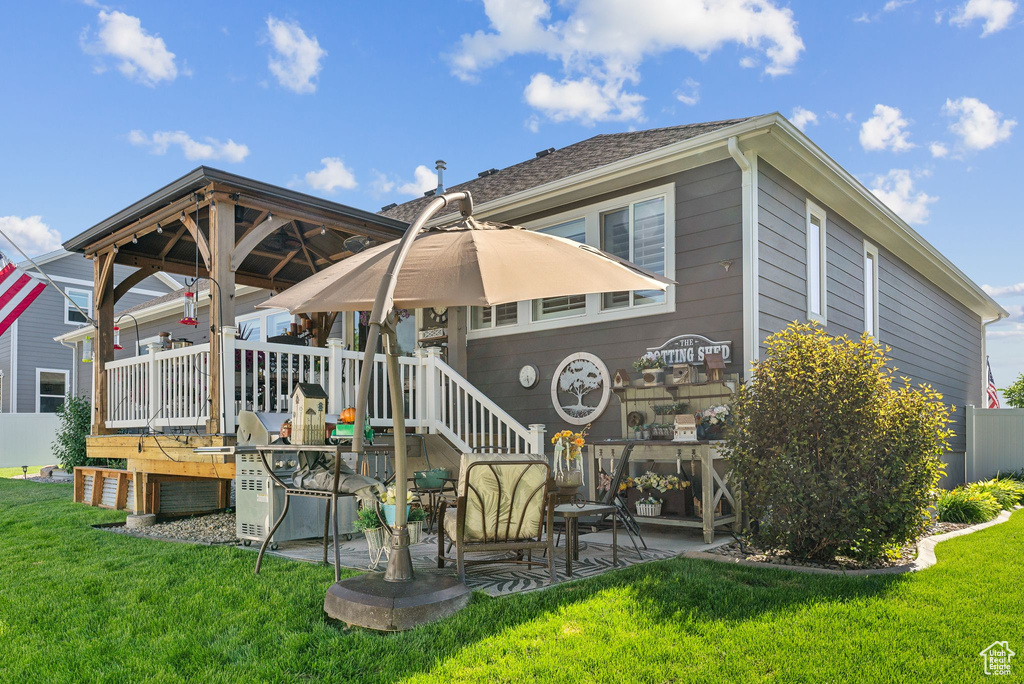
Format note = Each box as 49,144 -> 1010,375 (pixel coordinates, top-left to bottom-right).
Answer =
379,485 -> 411,526
354,505 -> 389,569
633,352 -> 666,386
551,425 -> 588,488
635,495 -> 662,517
696,404 -> 731,440
407,506 -> 426,545
621,471 -> 692,517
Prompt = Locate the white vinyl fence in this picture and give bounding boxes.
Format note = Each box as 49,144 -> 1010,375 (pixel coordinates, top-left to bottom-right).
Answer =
966,406 -> 1024,481
0,413 -> 60,467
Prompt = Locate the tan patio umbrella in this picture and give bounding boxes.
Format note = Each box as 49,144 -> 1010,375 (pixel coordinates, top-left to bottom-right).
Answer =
259,191 -> 671,630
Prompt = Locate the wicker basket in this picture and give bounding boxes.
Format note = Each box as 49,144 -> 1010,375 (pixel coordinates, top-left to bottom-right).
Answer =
635,501 -> 663,517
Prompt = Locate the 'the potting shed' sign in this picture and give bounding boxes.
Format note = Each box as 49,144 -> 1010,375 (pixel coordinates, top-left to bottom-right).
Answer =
646,334 -> 732,365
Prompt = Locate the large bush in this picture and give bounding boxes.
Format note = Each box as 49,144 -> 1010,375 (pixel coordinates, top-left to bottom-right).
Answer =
53,395 -> 92,472
724,323 -> 953,561
1002,372 -> 1024,409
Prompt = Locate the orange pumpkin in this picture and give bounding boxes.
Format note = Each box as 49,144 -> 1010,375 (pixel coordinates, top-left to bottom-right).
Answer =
341,407 -> 356,424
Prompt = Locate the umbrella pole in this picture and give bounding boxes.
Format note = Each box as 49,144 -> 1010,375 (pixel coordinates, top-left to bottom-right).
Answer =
382,324 -> 413,582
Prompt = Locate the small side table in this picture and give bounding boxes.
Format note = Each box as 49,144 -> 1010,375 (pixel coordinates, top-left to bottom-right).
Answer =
409,476 -> 458,533
554,503 -> 618,577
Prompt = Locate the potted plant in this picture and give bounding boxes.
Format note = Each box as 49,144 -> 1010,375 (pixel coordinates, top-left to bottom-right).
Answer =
551,426 -> 588,489
379,486 -> 411,526
633,352 -> 666,386
408,506 -> 426,545
354,505 -> 389,569
696,404 -> 731,440
635,495 -> 662,517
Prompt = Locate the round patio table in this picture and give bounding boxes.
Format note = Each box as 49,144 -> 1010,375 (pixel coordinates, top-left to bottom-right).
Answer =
553,502 -> 618,577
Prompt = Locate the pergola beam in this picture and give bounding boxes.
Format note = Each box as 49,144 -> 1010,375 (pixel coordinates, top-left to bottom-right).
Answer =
84,190 -> 212,255
231,215 -> 292,271
222,190 -> 402,242
112,265 -> 159,304
179,213 -> 212,269
113,253 -> 292,292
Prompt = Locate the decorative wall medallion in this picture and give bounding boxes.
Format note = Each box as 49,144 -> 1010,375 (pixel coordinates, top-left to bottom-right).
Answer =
550,352 -> 611,425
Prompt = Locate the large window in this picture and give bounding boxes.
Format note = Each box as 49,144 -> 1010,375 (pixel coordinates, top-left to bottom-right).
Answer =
65,287 -> 92,325
235,308 -> 292,342
806,201 -> 827,323
36,369 -> 67,413
864,241 -> 879,337
467,183 -> 675,339
533,219 -> 587,321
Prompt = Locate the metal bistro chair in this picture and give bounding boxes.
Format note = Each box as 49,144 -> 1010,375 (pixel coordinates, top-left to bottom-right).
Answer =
437,454 -> 555,584
254,443 -> 356,583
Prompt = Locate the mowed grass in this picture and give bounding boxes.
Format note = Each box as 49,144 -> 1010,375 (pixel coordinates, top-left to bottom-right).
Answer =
0,466 -> 42,478
1,480 -> 1022,683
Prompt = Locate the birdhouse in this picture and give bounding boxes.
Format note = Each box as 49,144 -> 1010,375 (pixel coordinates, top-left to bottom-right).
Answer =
703,353 -> 725,383
290,382 -> 328,445
670,364 -> 693,385
612,369 -> 631,388
672,414 -> 697,443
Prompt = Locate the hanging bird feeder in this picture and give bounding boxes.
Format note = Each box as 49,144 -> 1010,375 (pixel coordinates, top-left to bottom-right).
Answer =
180,291 -> 198,326
112,326 -> 123,351
82,335 -> 94,363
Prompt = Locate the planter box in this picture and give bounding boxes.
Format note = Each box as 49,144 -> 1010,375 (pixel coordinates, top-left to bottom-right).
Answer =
636,501 -> 662,516
660,488 -> 692,517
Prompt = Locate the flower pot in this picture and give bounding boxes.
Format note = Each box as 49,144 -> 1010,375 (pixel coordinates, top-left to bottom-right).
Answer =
380,504 -> 411,527
635,501 -> 662,517
407,520 -> 424,545
362,525 -> 390,569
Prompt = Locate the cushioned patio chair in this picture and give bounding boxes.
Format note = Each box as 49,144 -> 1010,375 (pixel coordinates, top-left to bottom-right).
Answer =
437,454 -> 555,584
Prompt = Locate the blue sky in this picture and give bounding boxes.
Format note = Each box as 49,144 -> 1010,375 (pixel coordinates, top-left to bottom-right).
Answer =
0,0 -> 1021,391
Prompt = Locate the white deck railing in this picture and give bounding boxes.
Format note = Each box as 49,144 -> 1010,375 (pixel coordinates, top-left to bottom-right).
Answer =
105,333 -> 545,454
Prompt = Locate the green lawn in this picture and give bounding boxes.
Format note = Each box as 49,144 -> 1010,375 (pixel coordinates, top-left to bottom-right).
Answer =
0,466 -> 42,478
1,480 -> 1021,683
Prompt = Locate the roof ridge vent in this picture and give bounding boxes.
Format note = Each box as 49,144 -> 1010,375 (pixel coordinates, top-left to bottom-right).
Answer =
423,189 -> 436,197
535,147 -> 555,158
380,202 -> 398,212
477,168 -> 499,178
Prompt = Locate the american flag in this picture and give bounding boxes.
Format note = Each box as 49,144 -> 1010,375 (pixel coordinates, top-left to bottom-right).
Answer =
986,356 -> 1000,409
0,255 -> 47,337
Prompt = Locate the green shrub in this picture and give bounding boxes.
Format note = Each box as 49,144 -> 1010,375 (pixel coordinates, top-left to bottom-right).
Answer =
936,488 -> 1002,523
1001,372 -> 1024,409
52,395 -> 92,473
993,469 -> 1024,483
354,505 -> 382,532
725,322 -> 953,561
967,479 -> 1024,509
409,507 -> 427,522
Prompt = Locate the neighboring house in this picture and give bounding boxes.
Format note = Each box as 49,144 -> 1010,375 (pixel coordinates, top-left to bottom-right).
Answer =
0,250 -> 179,413
380,113 -> 1006,483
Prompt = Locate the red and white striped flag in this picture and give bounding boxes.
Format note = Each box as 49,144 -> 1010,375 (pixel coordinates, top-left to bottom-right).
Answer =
986,356 -> 1000,409
0,258 -> 47,337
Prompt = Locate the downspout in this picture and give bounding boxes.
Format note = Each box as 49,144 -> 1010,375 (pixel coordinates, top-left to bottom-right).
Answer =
728,136 -> 758,378
60,340 -> 78,399
970,312 -> 1008,482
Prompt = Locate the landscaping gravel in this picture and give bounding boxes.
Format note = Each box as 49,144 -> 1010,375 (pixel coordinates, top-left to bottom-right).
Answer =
710,520 -> 973,571
109,512 -> 238,545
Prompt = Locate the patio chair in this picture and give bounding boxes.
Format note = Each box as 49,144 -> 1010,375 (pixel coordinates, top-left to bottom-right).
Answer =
437,454 -> 555,584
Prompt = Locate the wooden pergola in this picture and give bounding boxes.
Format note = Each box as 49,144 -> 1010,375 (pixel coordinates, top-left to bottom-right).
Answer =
63,166 -> 407,437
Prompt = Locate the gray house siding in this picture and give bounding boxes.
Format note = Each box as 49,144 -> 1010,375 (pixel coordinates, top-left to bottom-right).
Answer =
0,327 -> 11,412
756,160 -> 981,481
8,253 -> 175,412
465,159 -> 745,442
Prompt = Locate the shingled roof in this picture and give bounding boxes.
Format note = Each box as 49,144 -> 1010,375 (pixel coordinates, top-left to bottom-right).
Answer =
378,117 -> 756,223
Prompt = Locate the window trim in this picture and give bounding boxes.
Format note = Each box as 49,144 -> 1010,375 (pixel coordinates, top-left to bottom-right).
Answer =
467,183 -> 676,340
64,287 -> 93,326
863,240 -> 880,339
805,200 -> 827,324
36,367 -> 68,414
235,307 -> 291,342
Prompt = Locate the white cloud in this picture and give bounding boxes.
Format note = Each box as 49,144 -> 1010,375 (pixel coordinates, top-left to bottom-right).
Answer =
370,171 -> 395,197
82,10 -> 178,86
675,78 -> 700,106
950,0 -> 1018,35
869,169 -> 938,224
524,73 -> 644,124
942,96 -> 1017,150
859,104 -> 915,152
0,216 -> 63,256
983,282 -> 1024,297
929,141 -> 949,158
525,115 -> 541,133
884,0 -> 917,11
397,165 -> 438,197
790,106 -> 818,131
988,322 -> 1024,338
739,56 -> 757,68
304,158 -> 357,193
266,16 -> 326,94
128,130 -> 250,163
450,0 -> 803,123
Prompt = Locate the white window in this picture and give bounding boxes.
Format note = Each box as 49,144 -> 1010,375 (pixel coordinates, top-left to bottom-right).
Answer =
266,311 -> 293,338
65,287 -> 92,325
236,308 -> 292,342
36,368 -> 68,413
467,183 -> 675,339
806,201 -> 827,324
533,219 -> 587,321
864,241 -> 879,337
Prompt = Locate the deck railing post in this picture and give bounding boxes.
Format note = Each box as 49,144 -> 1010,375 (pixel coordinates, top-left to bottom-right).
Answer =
327,337 -> 345,415
422,347 -> 443,435
529,423 -> 546,457
221,327 -> 237,432
146,342 -> 162,432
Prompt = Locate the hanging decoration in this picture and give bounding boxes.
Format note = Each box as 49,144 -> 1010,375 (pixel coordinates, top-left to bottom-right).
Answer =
112,326 -> 123,351
82,335 -> 94,363
180,290 -> 198,326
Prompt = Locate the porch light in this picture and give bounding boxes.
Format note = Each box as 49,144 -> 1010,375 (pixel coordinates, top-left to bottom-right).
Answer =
180,291 -> 198,326
82,336 -> 94,363
113,326 -> 123,350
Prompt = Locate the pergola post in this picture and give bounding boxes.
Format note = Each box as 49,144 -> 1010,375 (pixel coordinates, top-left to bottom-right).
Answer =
207,199 -> 236,434
91,251 -> 115,435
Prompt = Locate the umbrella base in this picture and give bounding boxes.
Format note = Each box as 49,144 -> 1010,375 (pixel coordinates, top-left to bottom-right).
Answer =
324,572 -> 472,631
